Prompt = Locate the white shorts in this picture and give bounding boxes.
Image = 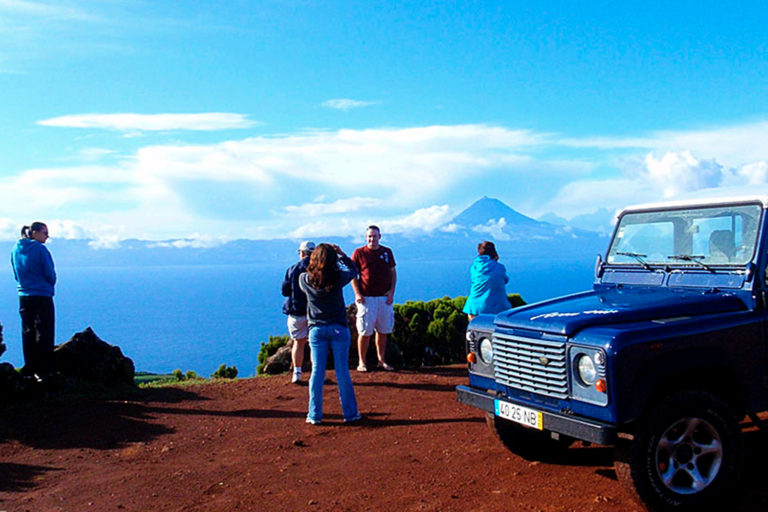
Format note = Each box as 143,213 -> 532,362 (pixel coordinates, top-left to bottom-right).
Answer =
356,296 -> 394,336
287,315 -> 309,340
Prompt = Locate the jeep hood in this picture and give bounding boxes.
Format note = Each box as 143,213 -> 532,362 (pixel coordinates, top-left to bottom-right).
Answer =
494,286 -> 748,336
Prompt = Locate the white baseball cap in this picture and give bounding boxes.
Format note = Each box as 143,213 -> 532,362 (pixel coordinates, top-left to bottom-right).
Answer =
298,241 -> 315,252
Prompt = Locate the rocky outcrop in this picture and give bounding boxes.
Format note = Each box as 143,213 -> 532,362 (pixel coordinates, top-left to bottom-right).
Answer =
52,327 -> 135,386
261,342 -> 293,374
1,327 -> 135,403
0,362 -> 24,396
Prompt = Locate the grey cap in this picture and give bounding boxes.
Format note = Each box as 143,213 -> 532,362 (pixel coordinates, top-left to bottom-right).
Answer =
298,240 -> 315,253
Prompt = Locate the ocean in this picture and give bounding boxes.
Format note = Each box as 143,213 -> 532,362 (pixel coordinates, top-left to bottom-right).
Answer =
0,257 -> 594,376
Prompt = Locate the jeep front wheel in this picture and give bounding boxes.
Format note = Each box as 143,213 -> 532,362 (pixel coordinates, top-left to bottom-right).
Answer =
614,391 -> 742,511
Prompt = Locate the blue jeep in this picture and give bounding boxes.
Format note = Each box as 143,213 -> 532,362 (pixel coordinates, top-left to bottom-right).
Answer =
457,191 -> 768,510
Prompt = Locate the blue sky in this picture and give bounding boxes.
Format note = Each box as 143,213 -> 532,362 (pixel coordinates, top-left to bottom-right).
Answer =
1,0 -> 767,245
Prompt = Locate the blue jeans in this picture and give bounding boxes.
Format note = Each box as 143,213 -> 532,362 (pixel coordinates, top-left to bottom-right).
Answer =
307,324 -> 360,423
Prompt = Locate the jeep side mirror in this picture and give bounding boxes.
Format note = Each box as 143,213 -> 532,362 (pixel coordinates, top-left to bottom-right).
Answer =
595,254 -> 604,279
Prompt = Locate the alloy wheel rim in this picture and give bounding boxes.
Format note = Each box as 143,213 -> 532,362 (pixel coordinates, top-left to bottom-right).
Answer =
654,417 -> 723,495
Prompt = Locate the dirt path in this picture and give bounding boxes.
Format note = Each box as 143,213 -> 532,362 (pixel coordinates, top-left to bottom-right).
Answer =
1,367 -> 766,511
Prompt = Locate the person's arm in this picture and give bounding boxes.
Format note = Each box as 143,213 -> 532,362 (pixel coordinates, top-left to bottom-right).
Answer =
386,266 -> 397,305
281,267 -> 292,297
338,255 -> 358,285
351,278 -> 365,304
297,272 -> 307,294
349,248 -> 365,304
330,245 -> 358,286
41,246 -> 56,286
10,253 -> 19,283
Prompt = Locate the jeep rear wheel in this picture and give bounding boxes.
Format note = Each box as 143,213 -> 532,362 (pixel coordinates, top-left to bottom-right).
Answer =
614,391 -> 742,511
485,412 -> 572,461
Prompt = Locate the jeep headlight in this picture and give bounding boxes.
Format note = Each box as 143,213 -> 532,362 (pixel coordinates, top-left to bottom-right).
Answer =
478,337 -> 493,364
576,354 -> 597,385
569,346 -> 608,406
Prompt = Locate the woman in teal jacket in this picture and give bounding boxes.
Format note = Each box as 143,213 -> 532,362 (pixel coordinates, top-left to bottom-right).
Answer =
10,222 -> 56,378
462,241 -> 510,321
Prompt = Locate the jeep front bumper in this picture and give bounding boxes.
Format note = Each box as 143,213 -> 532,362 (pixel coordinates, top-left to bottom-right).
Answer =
456,385 -> 617,445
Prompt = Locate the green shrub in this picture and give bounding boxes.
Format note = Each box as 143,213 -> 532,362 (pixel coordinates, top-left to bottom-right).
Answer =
172,369 -> 203,381
507,293 -> 525,308
257,335 -> 290,374
258,293 -> 526,372
211,364 -> 238,379
391,293 -> 525,368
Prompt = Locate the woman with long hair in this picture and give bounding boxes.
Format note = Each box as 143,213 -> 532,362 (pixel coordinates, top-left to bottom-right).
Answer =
462,241 -> 510,322
11,222 -> 57,379
298,243 -> 361,425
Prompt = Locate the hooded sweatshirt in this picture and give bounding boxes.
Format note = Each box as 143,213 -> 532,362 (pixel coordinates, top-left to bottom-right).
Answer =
462,254 -> 509,316
11,238 -> 56,297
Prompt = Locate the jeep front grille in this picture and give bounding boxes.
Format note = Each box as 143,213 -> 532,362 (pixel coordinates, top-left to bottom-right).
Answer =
492,333 -> 568,399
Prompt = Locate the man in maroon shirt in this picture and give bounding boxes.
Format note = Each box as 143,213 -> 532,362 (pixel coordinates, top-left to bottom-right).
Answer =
351,225 -> 397,371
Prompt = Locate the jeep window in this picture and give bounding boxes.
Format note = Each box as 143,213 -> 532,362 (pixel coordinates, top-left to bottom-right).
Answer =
607,203 -> 761,266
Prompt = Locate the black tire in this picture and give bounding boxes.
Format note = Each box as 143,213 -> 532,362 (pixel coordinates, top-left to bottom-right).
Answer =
614,391 -> 743,511
485,412 -> 572,461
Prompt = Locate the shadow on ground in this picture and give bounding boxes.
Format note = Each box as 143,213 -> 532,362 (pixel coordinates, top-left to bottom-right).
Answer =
0,463 -> 61,493
0,386 -> 205,451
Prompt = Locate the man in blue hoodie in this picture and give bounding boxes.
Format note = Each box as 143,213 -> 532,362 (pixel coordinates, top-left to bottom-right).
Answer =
281,241 -> 314,383
10,222 -> 57,379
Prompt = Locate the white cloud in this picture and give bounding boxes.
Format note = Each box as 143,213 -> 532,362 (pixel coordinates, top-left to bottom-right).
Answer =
88,236 -> 122,250
542,119 -> 768,222
131,124 -> 543,205
38,113 -> 258,132
287,219 -> 359,239
76,147 -> 116,161
283,197 -> 382,216
47,219 -> 92,239
11,119 -> 768,242
541,150 -> 768,223
322,99 -> 379,111
472,218 -> 510,241
641,151 -> 723,197
440,223 -> 460,233
539,178 -> 652,220
560,121 -> 768,167
384,205 -> 453,233
148,234 -> 229,249
285,205 -> 455,239
0,0 -> 96,21
0,217 -> 18,241
0,217 -> 97,242
729,161 -> 768,185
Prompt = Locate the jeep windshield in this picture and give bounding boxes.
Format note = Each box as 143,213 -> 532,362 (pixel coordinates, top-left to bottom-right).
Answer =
607,203 -> 761,268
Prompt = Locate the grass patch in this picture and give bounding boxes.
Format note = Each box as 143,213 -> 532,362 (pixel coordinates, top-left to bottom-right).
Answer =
134,372 -> 177,386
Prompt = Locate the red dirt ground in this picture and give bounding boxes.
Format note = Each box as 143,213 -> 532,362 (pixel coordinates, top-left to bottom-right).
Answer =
1,366 -> 767,512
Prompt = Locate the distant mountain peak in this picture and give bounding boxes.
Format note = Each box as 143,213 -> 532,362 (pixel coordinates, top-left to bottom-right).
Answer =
451,197 -> 540,227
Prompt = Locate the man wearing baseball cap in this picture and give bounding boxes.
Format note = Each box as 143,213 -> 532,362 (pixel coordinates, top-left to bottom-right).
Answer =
281,240 -> 315,383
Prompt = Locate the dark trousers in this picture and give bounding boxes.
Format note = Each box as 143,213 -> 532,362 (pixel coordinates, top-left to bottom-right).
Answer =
19,295 -> 55,376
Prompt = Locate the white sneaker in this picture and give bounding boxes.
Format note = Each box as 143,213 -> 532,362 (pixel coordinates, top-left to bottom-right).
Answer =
291,370 -> 301,384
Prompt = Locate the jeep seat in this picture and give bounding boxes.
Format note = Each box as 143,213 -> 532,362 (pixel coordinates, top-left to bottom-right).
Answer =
709,229 -> 735,263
